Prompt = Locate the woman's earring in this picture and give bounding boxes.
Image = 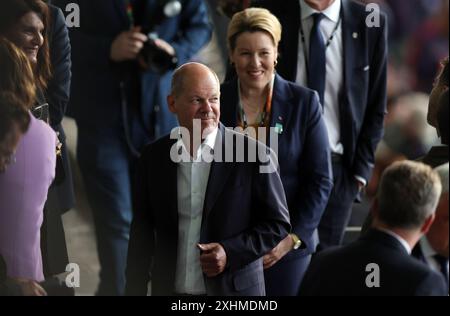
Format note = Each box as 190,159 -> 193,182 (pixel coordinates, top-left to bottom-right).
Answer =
274,60 -> 278,66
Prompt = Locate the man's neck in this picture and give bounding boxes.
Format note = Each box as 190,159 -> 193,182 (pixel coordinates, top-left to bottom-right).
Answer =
304,0 -> 336,11
374,221 -> 421,251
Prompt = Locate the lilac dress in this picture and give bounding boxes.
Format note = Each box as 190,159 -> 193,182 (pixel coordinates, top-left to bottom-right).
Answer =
0,113 -> 56,282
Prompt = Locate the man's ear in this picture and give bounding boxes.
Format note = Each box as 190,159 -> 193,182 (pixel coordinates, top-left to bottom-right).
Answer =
167,95 -> 176,114
420,213 -> 436,235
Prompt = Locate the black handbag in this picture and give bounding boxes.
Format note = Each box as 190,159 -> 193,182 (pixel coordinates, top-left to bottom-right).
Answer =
32,90 -> 66,185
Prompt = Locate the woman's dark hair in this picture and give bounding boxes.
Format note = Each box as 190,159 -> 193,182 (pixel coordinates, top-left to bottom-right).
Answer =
0,0 -> 51,90
0,92 -> 31,145
0,38 -> 36,109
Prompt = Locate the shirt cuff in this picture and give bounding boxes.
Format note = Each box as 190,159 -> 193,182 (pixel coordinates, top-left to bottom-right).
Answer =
354,175 -> 367,187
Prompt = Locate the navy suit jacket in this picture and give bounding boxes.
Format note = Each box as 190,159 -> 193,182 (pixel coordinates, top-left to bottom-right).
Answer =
252,0 -> 387,183
125,124 -> 291,296
300,229 -> 448,296
53,0 -> 211,140
220,75 -> 333,256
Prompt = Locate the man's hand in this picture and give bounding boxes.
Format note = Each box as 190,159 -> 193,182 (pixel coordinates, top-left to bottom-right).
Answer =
12,278 -> 47,296
110,26 -> 148,62
198,243 -> 227,277
263,235 -> 293,269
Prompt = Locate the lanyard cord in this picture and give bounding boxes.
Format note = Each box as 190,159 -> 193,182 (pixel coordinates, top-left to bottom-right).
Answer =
124,0 -> 135,27
237,74 -> 275,129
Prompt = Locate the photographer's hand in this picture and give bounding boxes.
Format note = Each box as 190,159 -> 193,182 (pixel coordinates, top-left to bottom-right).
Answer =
137,38 -> 176,71
152,38 -> 175,57
110,27 -> 148,62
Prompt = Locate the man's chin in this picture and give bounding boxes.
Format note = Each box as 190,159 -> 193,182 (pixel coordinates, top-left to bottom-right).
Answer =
201,122 -> 218,138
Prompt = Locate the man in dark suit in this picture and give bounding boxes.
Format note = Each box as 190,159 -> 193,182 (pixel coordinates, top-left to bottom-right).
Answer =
413,163 -> 449,292
220,73 -> 333,295
125,63 -> 291,296
251,0 -> 387,249
52,0 -> 212,295
300,160 -> 447,296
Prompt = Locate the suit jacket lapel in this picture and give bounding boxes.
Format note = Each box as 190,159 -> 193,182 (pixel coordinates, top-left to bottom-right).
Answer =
163,137 -> 179,224
269,74 -> 294,147
202,125 -> 233,220
340,0 -> 362,152
342,0 -> 358,106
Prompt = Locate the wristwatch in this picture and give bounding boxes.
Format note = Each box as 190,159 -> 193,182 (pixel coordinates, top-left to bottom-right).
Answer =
290,234 -> 302,250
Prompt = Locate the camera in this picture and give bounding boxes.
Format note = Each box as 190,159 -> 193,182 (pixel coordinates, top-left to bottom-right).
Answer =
139,33 -> 178,74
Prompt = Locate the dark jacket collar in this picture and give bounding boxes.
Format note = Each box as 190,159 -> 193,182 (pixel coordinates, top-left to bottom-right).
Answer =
361,228 -> 411,256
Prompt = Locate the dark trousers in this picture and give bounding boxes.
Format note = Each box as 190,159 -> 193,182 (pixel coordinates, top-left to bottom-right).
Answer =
77,118 -> 150,296
77,127 -> 137,296
264,254 -> 311,296
317,158 -> 359,250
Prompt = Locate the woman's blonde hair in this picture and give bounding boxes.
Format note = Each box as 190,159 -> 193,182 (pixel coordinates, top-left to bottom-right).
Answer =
227,7 -> 282,52
0,37 -> 36,109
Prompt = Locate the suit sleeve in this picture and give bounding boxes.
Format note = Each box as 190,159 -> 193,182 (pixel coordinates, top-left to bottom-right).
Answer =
45,5 -> 71,128
125,151 -> 154,296
169,0 -> 212,66
220,148 -> 291,269
293,92 -> 333,249
352,14 -> 388,181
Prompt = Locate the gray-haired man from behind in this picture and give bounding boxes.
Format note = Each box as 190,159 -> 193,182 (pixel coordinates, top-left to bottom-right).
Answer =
300,161 -> 447,296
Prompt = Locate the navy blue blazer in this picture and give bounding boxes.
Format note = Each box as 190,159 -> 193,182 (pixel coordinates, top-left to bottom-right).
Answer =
39,4 -> 74,276
300,229 -> 448,296
220,75 -> 333,256
125,124 -> 291,295
53,0 -> 211,139
253,0 -> 388,183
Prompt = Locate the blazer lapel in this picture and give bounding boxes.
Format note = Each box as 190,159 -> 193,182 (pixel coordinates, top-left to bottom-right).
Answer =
202,125 -> 233,219
163,137 -> 179,224
269,75 -> 294,147
340,0 -> 363,151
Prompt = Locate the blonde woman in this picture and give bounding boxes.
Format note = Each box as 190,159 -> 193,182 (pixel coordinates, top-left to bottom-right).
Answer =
221,8 -> 333,295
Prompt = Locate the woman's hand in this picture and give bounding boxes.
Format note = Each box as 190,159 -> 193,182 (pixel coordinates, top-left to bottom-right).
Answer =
12,277 -> 47,296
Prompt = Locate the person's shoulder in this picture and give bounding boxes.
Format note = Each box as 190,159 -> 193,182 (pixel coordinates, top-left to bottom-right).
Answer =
140,134 -> 173,160
28,114 -> 56,140
47,3 -> 65,22
415,267 -> 448,295
284,79 -> 318,100
276,75 -> 321,111
344,0 -> 387,25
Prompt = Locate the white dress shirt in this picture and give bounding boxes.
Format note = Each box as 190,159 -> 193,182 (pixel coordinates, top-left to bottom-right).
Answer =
296,0 -> 344,155
174,128 -> 218,295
